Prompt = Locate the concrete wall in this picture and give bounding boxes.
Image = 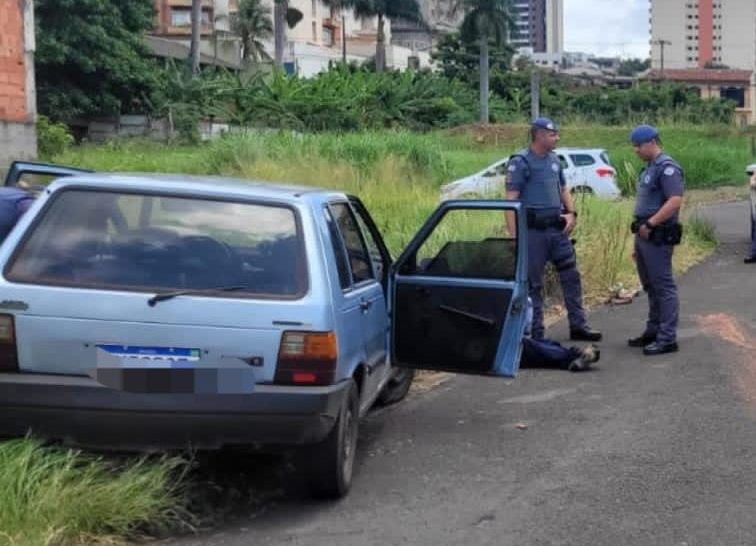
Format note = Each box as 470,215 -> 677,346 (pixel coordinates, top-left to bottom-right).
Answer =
0,0 -> 37,172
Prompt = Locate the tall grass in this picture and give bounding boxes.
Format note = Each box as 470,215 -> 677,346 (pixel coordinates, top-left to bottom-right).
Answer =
0,438 -> 189,546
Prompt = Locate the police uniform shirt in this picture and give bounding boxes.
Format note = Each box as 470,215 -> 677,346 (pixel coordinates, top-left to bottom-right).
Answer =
506,148 -> 565,211
634,154 -> 684,223
0,187 -> 34,241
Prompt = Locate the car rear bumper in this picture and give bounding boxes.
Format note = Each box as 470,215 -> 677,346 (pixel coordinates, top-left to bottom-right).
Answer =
0,372 -> 350,450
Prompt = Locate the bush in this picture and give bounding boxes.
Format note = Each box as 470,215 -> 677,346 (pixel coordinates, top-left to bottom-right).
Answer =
36,115 -> 74,159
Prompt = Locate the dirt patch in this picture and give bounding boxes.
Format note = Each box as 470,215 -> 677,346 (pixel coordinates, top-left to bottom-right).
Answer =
694,313 -> 756,405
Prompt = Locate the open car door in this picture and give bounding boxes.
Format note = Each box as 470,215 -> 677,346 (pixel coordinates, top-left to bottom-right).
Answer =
389,200 -> 528,378
3,161 -> 92,194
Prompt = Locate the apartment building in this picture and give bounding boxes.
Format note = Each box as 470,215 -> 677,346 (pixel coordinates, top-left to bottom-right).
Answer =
650,0 -> 756,70
510,0 -> 563,54
0,0 -> 37,170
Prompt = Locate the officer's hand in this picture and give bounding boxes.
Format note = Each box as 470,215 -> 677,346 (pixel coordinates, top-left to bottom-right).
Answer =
638,224 -> 652,240
561,213 -> 576,235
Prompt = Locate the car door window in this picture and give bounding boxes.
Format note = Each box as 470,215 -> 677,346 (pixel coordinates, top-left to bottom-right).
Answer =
400,209 -> 517,280
324,206 -> 352,290
558,155 -> 570,170
569,154 -> 596,167
330,202 -> 374,284
351,206 -> 387,282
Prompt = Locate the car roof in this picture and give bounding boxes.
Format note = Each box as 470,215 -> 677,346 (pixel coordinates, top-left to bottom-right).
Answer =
45,172 -> 345,202
555,147 -> 607,153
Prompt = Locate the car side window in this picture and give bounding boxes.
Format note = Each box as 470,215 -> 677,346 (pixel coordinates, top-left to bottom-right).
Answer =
569,154 -> 596,167
351,204 -> 386,282
329,202 -> 374,284
324,206 -> 352,290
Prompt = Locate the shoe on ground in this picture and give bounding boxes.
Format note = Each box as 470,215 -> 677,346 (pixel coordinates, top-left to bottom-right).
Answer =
628,332 -> 657,347
568,344 -> 600,372
643,341 -> 679,356
570,326 -> 603,342
745,256 -> 756,264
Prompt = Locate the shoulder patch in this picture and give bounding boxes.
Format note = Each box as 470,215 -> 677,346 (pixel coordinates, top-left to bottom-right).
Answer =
663,166 -> 676,176
551,163 -> 560,172
508,164 -> 517,172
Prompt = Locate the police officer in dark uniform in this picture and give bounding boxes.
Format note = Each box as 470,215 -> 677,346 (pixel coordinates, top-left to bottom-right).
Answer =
505,117 -> 601,342
0,187 -> 34,243
628,125 -> 684,355
745,165 -> 756,264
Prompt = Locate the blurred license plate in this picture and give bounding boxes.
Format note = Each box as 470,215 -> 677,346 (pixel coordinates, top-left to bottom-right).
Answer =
96,345 -> 200,367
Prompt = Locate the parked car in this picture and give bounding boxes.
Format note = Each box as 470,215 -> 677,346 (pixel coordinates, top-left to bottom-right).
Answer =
440,147 -> 621,201
0,161 -> 529,498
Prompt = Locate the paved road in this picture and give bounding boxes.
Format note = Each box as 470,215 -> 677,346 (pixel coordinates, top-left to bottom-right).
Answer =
167,201 -> 756,546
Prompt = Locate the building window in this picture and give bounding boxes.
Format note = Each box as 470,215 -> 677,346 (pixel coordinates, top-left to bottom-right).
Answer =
170,7 -> 210,27
323,26 -> 333,46
721,87 -> 745,108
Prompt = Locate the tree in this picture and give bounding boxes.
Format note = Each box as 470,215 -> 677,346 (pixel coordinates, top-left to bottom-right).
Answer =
351,0 -> 424,73
233,0 -> 274,61
273,0 -> 303,69
430,31 -> 514,81
617,57 -> 650,77
35,0 -> 160,121
190,0 -> 202,74
453,0 -> 515,123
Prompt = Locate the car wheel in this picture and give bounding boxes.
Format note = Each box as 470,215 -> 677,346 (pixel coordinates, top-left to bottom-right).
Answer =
303,380 -> 359,499
377,368 -> 415,406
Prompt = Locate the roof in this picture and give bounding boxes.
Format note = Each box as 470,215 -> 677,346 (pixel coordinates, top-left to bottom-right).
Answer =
646,68 -> 752,84
49,173 -> 338,201
143,35 -> 242,70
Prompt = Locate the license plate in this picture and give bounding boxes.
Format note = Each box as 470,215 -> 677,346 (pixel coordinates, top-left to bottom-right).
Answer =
96,345 -> 200,368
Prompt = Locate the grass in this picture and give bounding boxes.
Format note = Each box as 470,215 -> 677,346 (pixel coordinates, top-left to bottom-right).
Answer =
0,438 -> 189,546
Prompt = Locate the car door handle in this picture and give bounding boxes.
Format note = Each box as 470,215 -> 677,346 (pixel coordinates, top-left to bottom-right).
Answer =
360,299 -> 372,312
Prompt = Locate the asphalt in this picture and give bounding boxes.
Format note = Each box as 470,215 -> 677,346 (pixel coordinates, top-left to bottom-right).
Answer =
163,200 -> 756,546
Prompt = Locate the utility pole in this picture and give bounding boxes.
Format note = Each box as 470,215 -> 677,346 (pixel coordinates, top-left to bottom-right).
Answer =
530,70 -> 541,120
653,39 -> 671,80
190,0 -> 202,75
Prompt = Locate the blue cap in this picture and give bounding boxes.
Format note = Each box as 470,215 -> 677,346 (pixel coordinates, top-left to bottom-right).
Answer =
532,117 -> 559,132
630,124 -> 659,145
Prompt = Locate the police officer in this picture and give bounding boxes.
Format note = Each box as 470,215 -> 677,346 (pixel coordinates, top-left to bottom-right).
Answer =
745,166 -> 756,264
505,117 -> 601,342
628,125 -> 684,355
0,187 -> 34,243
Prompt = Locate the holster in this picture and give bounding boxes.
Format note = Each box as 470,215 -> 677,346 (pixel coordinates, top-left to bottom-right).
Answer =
632,216 -> 683,245
527,209 -> 566,230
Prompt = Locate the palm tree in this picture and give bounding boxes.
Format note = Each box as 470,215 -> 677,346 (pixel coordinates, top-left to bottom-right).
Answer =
233,0 -> 274,61
454,0 -> 514,123
351,0 -> 423,73
273,0 -> 303,69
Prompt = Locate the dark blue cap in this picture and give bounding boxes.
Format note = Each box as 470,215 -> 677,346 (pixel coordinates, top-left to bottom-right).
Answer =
532,117 -> 559,132
630,124 -> 659,145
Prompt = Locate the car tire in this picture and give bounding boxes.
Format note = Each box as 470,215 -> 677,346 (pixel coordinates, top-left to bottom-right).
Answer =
302,380 -> 359,499
377,368 -> 415,406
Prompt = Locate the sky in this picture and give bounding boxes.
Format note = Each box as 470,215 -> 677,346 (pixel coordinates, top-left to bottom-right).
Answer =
564,0 -> 650,59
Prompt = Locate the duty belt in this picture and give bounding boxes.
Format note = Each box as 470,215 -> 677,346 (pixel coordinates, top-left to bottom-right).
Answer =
526,209 -> 565,230
631,216 -> 683,246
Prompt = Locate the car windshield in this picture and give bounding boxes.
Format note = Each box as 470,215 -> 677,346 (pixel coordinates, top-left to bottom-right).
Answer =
5,188 -> 307,298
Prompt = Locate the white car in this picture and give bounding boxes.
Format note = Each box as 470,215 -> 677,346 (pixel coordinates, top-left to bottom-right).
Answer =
440,147 -> 622,201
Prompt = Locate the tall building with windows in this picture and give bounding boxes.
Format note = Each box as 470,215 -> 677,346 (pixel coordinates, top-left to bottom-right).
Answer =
510,0 -> 563,54
650,0 -> 756,70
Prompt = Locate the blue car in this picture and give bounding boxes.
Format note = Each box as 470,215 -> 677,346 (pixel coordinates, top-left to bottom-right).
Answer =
0,161 -> 529,498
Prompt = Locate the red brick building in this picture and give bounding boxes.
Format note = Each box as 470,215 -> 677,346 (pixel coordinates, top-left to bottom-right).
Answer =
0,0 -> 37,171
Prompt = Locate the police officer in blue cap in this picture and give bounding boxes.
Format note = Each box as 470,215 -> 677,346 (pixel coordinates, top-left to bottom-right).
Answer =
505,117 -> 601,342
628,125 -> 684,355
0,187 -> 34,243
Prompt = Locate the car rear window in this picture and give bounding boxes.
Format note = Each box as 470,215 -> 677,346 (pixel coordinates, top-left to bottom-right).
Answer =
5,189 -> 307,298
569,154 -> 596,167
600,151 -> 611,165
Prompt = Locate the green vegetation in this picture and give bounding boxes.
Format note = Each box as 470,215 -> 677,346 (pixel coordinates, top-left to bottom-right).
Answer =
0,438 -> 188,546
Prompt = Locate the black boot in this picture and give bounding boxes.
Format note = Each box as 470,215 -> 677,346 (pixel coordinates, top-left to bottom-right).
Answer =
643,341 -> 679,356
570,326 -> 602,342
628,332 -> 657,347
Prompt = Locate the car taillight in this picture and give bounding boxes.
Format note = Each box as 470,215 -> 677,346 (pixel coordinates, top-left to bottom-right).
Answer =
275,331 -> 338,386
0,314 -> 18,372
596,167 -> 615,177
